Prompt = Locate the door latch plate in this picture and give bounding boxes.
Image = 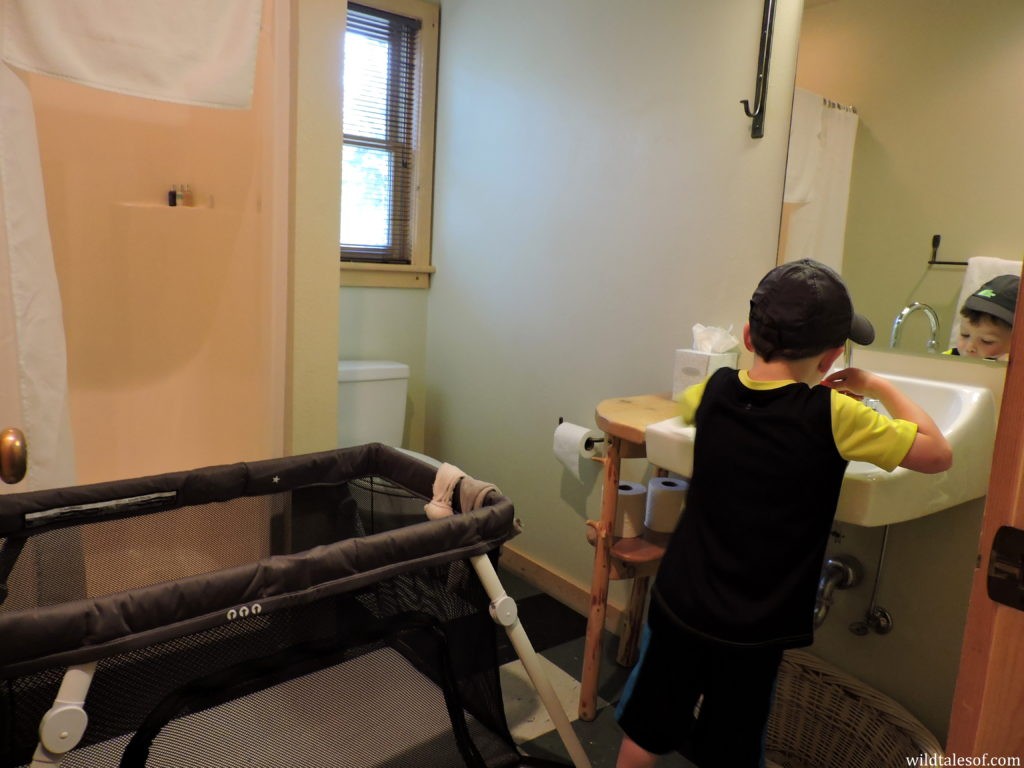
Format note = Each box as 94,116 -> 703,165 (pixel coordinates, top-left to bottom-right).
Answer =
988,525 -> 1024,610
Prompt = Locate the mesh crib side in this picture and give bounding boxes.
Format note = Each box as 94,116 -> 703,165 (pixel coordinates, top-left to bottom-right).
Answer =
0,446 -> 554,768
3,557 -> 522,767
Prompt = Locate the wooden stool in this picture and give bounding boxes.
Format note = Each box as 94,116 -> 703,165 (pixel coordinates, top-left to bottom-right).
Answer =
578,395 -> 677,722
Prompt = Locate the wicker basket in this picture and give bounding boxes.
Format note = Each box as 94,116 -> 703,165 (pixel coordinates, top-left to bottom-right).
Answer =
764,650 -> 944,768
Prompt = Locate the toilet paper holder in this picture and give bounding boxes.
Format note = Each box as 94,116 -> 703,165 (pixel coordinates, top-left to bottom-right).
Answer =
558,417 -> 606,452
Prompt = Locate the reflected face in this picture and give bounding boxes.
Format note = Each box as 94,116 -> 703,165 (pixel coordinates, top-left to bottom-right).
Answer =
956,316 -> 1012,359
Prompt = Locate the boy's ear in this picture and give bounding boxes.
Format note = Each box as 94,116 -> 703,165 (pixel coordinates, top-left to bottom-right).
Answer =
818,346 -> 845,373
742,323 -> 754,352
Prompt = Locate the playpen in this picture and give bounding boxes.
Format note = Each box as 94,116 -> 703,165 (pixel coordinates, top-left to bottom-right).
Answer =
0,444 -> 588,768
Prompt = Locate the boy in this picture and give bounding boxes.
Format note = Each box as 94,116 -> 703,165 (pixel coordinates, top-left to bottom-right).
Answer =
946,274 -> 1019,360
615,259 -> 952,768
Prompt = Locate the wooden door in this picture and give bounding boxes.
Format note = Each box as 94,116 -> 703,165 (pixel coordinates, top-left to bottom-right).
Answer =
947,270 -> 1024,758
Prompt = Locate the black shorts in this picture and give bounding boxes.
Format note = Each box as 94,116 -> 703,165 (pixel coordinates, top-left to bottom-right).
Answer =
615,600 -> 783,768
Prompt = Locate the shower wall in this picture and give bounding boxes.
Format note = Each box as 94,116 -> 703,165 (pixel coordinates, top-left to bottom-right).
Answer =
22,20 -> 281,484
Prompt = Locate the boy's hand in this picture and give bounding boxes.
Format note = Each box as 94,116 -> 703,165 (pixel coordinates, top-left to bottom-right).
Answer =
821,367 -> 882,400
822,367 -> 953,473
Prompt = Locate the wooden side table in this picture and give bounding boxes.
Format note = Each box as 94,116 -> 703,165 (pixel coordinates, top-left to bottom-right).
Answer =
578,394 -> 678,721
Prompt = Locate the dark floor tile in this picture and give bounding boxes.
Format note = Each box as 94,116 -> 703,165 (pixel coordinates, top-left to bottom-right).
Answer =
497,567 -> 542,600
492,565 -> 636,704
538,633 -> 633,707
496,592 -> 589,665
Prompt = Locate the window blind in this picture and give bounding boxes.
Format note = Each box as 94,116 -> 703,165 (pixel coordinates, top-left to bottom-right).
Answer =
341,4 -> 422,264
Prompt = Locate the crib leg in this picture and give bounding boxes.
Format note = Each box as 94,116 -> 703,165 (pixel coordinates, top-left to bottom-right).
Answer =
470,554 -> 593,768
30,662 -> 97,767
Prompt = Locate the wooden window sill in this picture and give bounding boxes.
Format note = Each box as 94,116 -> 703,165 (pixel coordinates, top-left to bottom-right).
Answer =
339,261 -> 434,289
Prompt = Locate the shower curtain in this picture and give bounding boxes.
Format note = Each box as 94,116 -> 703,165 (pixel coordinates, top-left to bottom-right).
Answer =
781,88 -> 859,273
0,63 -> 75,491
0,0 -> 261,491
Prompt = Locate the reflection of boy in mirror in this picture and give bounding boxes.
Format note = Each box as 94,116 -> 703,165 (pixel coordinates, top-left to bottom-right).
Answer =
945,274 -> 1019,360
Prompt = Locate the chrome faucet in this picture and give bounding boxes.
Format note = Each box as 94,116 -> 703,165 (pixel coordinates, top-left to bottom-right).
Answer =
889,302 -> 940,352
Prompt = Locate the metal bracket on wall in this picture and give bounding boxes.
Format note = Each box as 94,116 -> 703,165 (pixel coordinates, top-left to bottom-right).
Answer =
926,234 -> 969,267
740,0 -> 777,139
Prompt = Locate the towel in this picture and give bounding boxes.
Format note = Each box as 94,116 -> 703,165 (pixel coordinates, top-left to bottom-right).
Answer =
1,0 -> 262,109
949,256 -> 1023,346
425,462 -> 465,520
460,476 -> 501,513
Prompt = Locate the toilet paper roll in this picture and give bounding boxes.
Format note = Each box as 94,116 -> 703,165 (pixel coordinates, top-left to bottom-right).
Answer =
615,481 -> 646,538
552,421 -> 601,481
644,476 -> 689,534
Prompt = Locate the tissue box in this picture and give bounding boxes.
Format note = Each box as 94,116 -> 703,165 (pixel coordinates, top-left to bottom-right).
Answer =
672,349 -> 738,398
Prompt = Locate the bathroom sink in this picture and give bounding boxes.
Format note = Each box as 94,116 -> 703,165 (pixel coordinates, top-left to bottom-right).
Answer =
643,375 -> 997,526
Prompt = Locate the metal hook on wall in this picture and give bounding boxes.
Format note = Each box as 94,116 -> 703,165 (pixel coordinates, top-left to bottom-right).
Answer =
926,233 -> 968,267
740,0 -> 778,139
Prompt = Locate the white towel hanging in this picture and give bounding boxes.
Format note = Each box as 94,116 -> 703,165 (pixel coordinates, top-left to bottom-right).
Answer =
1,0 -> 262,109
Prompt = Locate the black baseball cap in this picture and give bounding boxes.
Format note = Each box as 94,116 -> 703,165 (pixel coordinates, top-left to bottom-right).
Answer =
749,259 -> 874,359
963,274 -> 1019,327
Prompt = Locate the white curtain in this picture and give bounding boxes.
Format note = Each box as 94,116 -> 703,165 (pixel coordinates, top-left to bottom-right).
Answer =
782,88 -> 859,273
0,63 -> 75,492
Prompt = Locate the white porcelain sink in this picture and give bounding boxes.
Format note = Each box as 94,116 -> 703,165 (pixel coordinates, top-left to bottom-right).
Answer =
644,374 -> 997,527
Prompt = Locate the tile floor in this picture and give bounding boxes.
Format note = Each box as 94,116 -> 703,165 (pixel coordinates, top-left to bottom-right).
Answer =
496,567 -> 697,768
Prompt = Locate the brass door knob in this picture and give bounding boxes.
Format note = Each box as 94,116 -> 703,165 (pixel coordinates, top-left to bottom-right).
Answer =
0,427 -> 27,484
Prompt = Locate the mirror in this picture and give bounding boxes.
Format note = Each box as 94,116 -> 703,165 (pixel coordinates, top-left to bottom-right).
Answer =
778,0 -> 1021,744
785,0 -> 1024,358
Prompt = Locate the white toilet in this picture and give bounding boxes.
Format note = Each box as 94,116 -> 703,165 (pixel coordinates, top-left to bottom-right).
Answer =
337,360 -> 440,467
337,360 -> 410,448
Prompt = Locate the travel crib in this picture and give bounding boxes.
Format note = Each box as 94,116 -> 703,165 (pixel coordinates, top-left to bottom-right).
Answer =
0,444 -> 588,768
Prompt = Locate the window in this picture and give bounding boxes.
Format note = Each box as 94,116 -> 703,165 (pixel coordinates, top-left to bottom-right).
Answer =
340,0 -> 438,288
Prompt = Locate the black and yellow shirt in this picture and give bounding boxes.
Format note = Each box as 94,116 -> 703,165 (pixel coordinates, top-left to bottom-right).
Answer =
652,368 -> 916,649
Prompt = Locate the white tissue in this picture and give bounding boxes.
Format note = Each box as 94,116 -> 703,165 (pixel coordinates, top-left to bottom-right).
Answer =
692,324 -> 739,354
671,325 -> 740,398
553,421 -> 601,481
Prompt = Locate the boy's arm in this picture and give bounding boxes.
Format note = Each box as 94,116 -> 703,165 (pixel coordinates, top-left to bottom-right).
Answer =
823,368 -> 953,474
677,378 -> 708,425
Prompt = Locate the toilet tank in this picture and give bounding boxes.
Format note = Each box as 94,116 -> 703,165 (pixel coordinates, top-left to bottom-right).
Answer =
336,360 -> 410,448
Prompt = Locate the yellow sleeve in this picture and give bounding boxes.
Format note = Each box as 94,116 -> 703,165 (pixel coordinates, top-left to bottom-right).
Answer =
831,390 -> 918,471
677,379 -> 708,425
